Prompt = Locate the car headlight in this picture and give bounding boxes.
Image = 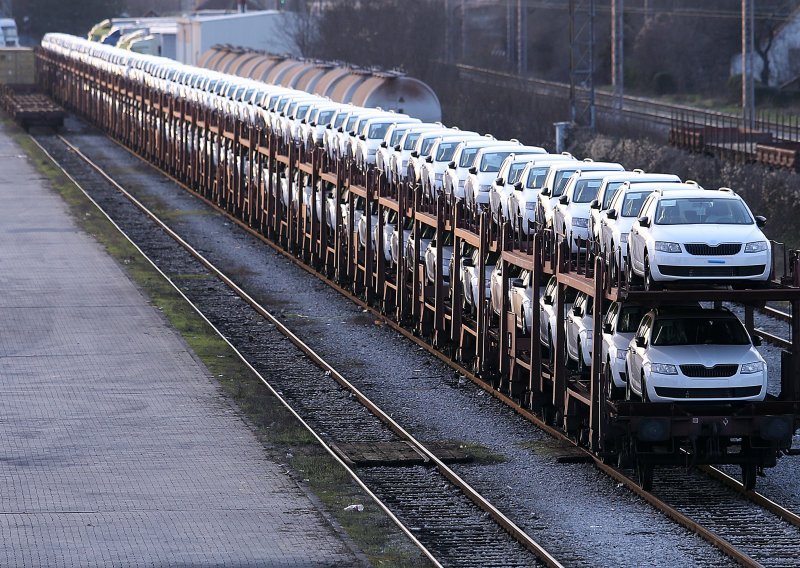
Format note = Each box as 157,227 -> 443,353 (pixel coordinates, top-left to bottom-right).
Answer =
572,217 -> 589,228
525,202 -> 536,210
616,349 -> 627,360
620,232 -> 629,244
741,361 -> 765,374
744,241 -> 768,253
650,362 -> 678,375
655,241 -> 682,253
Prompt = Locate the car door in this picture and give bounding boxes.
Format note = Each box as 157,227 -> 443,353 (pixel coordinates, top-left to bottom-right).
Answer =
628,315 -> 653,394
566,292 -> 585,360
629,195 -> 657,273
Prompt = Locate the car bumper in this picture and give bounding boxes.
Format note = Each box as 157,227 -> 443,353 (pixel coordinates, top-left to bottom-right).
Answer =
650,250 -> 771,281
645,372 -> 767,403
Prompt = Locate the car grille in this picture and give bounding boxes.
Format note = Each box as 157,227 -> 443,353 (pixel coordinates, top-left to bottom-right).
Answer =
680,364 -> 739,377
659,265 -> 765,277
685,243 -> 741,255
654,386 -> 761,398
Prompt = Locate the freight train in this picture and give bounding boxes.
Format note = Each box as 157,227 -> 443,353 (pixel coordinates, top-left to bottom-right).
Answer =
37,33 -> 800,490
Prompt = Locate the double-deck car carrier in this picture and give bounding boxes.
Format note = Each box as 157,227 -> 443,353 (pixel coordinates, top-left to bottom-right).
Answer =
35,35 -> 800,490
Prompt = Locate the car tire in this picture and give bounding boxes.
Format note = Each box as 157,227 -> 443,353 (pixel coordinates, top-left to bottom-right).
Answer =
643,253 -> 661,292
577,340 -> 587,376
605,358 -> 622,400
626,247 -> 640,288
641,373 -> 650,403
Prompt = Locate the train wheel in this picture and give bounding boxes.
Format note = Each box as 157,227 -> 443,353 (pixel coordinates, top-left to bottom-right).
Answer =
637,461 -> 654,491
741,463 -> 757,491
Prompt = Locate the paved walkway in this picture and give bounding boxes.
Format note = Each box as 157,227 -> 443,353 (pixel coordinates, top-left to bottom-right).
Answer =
0,123 -> 360,566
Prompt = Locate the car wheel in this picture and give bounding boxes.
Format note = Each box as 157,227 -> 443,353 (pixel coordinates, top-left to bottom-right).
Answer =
626,248 -> 640,288
608,241 -> 619,284
605,358 -> 620,400
625,364 -> 633,400
637,460 -> 654,491
741,463 -> 758,491
643,253 -> 661,292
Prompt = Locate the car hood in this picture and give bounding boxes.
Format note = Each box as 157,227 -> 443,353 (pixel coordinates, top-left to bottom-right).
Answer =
647,223 -> 767,245
644,344 -> 762,366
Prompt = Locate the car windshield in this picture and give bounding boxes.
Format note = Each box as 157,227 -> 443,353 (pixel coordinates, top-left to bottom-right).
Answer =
525,166 -> 549,189
404,132 -> 422,150
389,127 -> 408,146
368,121 -> 391,139
618,306 -> 646,333
573,179 -> 603,203
420,136 -> 438,156
552,169 -> 578,196
318,110 -> 334,125
508,162 -> 527,184
459,147 -> 480,168
436,141 -> 460,161
479,151 -> 513,173
651,316 -> 751,346
654,197 -> 753,225
345,115 -> 359,131
296,104 -> 311,119
333,113 -> 347,128
620,191 -> 649,217
603,181 -> 625,208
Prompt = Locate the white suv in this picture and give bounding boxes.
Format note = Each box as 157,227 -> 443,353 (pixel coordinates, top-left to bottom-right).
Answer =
536,162 -> 624,228
442,137 -> 504,200
601,301 -> 648,399
465,145 -> 546,209
626,306 -> 767,403
506,155 -> 578,235
627,188 -> 771,290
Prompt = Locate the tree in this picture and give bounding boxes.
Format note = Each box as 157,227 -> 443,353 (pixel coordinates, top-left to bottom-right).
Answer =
16,0 -> 125,41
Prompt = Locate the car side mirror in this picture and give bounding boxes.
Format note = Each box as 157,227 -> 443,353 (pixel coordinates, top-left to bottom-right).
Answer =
510,278 -> 525,288
638,216 -> 651,228
590,199 -> 600,210
429,239 -> 436,247
462,258 -> 474,267
301,119 -> 306,124
572,305 -> 582,316
543,294 -> 553,305
469,166 -> 478,175
541,188 -> 550,197
495,177 -> 504,186
606,208 -> 617,220
337,127 -> 343,133
411,151 -> 419,158
426,155 -> 433,163
448,160 -> 456,169
380,141 -> 387,148
514,181 -> 523,191
602,322 -> 612,334
635,336 -> 646,348
559,194 -> 569,205
755,215 -> 767,228
751,335 -> 762,347
359,134 -> 366,141
394,144 -> 401,151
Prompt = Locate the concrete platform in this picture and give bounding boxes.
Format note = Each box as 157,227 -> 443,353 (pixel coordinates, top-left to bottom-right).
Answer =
0,123 -> 361,566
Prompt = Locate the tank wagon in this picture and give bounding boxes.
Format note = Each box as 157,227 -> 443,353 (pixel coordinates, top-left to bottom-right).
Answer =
37,34 -> 800,490
198,44 -> 442,123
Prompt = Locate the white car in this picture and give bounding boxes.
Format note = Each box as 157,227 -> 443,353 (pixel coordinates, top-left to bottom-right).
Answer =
536,161 -> 624,228
599,182 -> 698,279
408,130 -> 479,185
357,202 -> 379,250
566,291 -> 595,373
460,249 -> 499,313
405,224 -> 436,273
510,269 -> 534,334
424,231 -> 454,284
488,153 -> 545,221
627,188 -> 771,290
626,306 -> 767,403
376,122 -> 439,179
283,96 -> 330,144
421,134 -> 483,200
441,136 -> 503,200
506,155 -> 579,235
552,171 -> 609,251
300,102 -> 346,150
587,171 -> 682,242
390,124 -> 451,183
489,257 -> 522,317
538,275 -> 577,352
464,145 -> 547,209
344,110 -> 396,160
390,217 -> 413,267
322,106 -> 355,160
601,302 -> 648,399
353,116 -> 419,167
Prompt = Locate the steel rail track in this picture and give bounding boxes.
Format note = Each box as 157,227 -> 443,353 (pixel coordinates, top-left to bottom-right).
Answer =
37,133 -> 564,568
61,128 -> 800,568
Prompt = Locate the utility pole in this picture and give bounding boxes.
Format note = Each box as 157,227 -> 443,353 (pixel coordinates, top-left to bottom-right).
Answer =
611,0 -> 624,111
517,0 -> 527,74
742,0 -> 756,128
506,0 -> 514,68
445,0 -> 451,64
569,0 -> 596,130
461,0 -> 467,61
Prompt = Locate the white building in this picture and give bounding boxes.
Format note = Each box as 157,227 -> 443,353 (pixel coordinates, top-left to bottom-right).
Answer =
176,10 -> 300,66
731,7 -> 800,88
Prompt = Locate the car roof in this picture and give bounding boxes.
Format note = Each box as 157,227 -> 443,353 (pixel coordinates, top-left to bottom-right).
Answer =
618,182 -> 699,194
653,187 -> 737,200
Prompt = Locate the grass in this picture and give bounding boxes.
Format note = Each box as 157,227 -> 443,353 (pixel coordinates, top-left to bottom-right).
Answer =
7,118 -> 430,567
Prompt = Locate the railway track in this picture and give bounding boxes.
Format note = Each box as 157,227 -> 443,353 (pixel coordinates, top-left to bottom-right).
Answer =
30,132 -> 561,568
30,126 -> 800,567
